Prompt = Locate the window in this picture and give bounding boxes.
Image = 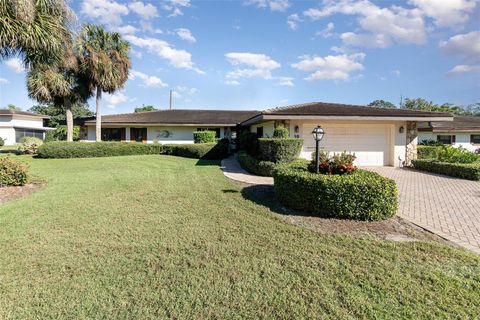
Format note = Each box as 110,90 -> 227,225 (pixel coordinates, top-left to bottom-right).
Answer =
101,128 -> 124,141
15,128 -> 44,143
196,128 -> 221,138
256,126 -> 263,138
471,135 -> 480,144
437,135 -> 455,145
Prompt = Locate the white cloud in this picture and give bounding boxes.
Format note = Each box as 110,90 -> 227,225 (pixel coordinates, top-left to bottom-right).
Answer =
245,0 -> 291,11
341,32 -> 392,48
104,92 -> 131,109
130,70 -> 168,88
0,78 -> 9,84
287,13 -> 301,30
128,1 -> 158,20
225,52 -> 281,80
176,28 -> 196,43
81,0 -> 128,26
114,25 -> 138,35
163,0 -> 191,17
4,58 -> 25,73
291,53 -> 365,81
277,76 -> 294,86
409,0 -> 476,28
172,85 -> 198,98
315,22 -> 334,38
124,34 -> 204,74
439,31 -> 480,76
225,80 -> 240,86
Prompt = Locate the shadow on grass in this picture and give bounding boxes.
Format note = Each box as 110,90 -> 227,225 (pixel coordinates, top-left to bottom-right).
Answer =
195,159 -> 221,166
222,189 -> 239,193
241,184 -> 300,217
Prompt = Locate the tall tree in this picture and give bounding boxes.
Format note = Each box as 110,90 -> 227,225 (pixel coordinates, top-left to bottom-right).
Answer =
402,98 -> 471,115
0,0 -> 73,64
77,25 -> 131,142
368,100 -> 397,109
135,105 -> 157,113
29,102 -> 94,127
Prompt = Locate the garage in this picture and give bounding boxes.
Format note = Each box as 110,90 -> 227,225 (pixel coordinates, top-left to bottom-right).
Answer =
302,123 -> 392,166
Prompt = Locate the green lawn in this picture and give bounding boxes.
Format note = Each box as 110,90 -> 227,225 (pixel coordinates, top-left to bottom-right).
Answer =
0,155 -> 479,319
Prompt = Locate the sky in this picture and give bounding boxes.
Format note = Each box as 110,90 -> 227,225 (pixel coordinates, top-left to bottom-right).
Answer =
0,0 -> 479,114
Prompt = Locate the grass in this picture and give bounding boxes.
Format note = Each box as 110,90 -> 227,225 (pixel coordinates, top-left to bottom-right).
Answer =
0,155 -> 479,319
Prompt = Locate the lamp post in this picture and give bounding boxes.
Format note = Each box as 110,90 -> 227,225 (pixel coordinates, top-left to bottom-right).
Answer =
312,126 -> 325,173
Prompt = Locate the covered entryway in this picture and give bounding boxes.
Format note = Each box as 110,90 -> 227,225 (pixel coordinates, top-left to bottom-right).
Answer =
302,123 -> 392,166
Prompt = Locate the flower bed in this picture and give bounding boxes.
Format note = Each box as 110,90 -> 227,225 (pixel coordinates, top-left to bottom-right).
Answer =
273,162 -> 397,221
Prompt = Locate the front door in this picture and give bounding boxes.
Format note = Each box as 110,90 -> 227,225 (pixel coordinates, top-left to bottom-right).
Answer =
130,128 -> 147,143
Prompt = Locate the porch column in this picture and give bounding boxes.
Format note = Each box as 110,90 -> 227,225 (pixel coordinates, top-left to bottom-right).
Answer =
405,121 -> 418,166
125,127 -> 130,141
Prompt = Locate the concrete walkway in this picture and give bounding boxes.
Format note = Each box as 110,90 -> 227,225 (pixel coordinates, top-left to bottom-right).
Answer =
220,155 -> 273,185
221,156 -> 480,254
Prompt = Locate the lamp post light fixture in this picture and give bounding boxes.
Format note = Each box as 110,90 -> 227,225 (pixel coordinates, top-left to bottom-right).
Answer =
312,125 -> 325,173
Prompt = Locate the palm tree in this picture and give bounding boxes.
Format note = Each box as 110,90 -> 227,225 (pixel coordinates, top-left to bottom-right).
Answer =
27,48 -> 91,141
77,25 -> 130,142
0,0 -> 74,64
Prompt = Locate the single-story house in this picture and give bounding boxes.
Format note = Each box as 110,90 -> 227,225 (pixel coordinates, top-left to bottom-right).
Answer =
82,102 -> 454,167
0,109 -> 50,145
418,116 -> 480,152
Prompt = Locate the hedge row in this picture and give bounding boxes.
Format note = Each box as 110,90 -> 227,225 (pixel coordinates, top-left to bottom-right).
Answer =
237,151 -> 277,176
417,145 -> 439,159
412,159 -> 480,181
193,131 -> 216,144
258,138 -> 303,163
36,141 -> 228,160
273,162 -> 398,221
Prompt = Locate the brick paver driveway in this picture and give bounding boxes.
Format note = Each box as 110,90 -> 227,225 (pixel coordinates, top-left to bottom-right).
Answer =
365,167 -> 480,254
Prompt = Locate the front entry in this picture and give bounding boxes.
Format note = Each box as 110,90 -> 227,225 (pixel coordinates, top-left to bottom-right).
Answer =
130,128 -> 147,143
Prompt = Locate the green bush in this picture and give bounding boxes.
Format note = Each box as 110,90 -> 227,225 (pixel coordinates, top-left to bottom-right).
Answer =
237,151 -> 276,176
18,137 -> 43,154
238,130 -> 258,156
193,131 -> 217,144
45,126 -> 80,142
273,162 -> 398,221
272,126 -> 289,139
437,146 -> 479,163
37,141 -> 229,160
0,137 -> 4,147
258,138 -> 303,163
308,150 -> 357,175
417,146 -> 440,159
419,139 -> 443,146
0,157 -> 28,186
412,159 -> 480,181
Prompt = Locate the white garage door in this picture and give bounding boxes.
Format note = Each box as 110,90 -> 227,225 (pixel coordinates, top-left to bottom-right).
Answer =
302,124 -> 391,166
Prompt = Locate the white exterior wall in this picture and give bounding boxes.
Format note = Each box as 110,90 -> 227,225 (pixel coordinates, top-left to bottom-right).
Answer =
419,132 -> 479,152
250,121 -> 275,137
0,115 -> 46,145
0,128 -> 15,145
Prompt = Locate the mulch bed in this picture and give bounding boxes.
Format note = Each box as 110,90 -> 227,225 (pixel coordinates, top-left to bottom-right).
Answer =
0,182 -> 44,204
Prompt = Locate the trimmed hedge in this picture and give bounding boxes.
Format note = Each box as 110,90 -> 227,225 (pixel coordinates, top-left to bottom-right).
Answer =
258,138 -> 303,163
412,159 -> 480,181
417,146 -> 439,159
37,141 -> 229,160
0,157 -> 28,186
193,131 -> 216,144
237,151 -> 276,176
273,162 -> 398,221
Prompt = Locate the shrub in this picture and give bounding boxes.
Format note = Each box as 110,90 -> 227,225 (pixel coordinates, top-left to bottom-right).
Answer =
238,130 -> 258,156
0,157 -> 28,186
273,162 -> 397,221
18,137 -> 43,154
237,151 -> 276,176
417,146 -> 440,159
412,159 -> 480,181
419,139 -> 443,146
257,138 -> 303,163
45,126 -> 80,142
37,142 -> 163,158
437,146 -> 479,163
308,150 -> 357,175
163,142 -> 228,160
0,137 -> 4,147
272,126 -> 289,139
193,131 -> 216,144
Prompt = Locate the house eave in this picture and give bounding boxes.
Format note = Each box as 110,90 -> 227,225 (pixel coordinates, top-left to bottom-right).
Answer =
84,122 -> 238,127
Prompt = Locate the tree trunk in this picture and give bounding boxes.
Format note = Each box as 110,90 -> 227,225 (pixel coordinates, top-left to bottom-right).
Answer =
96,87 -> 102,142
64,97 -> 74,142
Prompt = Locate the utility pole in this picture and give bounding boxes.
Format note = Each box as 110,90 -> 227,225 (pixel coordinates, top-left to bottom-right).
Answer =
169,90 -> 172,110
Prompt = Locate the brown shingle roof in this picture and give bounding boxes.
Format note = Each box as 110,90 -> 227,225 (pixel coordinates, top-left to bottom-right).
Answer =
0,109 -> 49,118
261,102 -> 453,117
418,116 -> 480,132
84,109 -> 259,126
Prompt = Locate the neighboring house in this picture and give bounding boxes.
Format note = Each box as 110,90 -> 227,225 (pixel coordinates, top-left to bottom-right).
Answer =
418,116 -> 480,152
83,102 -> 453,167
0,109 -> 50,145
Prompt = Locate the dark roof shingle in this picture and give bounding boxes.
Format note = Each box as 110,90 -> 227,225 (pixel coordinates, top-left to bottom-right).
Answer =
0,109 -> 49,118
418,116 -> 480,132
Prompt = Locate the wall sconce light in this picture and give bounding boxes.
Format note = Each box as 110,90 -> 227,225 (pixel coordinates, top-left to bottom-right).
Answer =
399,126 -> 404,134
294,125 -> 299,133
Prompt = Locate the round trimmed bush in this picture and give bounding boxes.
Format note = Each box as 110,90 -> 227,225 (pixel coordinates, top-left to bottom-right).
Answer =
18,137 -> 43,154
0,157 -> 28,186
258,138 -> 303,163
273,162 -> 397,221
